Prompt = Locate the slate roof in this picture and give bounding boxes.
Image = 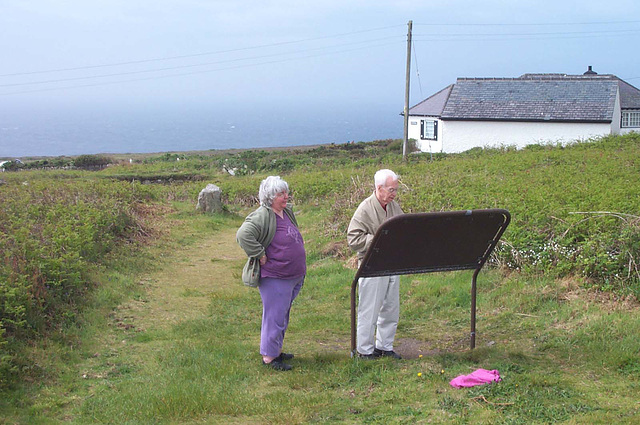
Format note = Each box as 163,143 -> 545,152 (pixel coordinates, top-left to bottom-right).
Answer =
618,78 -> 640,109
408,72 -> 640,123
441,77 -> 618,122
521,73 -> 640,110
405,84 -> 453,116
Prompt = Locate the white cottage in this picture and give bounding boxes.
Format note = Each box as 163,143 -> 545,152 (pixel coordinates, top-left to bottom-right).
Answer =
407,67 -> 640,153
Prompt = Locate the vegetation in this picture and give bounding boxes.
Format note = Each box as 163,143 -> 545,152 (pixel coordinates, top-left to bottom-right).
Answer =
72,154 -> 113,169
0,134 -> 639,423
0,154 -> 114,171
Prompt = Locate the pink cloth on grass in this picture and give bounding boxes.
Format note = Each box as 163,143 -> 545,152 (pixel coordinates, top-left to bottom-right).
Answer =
449,369 -> 501,388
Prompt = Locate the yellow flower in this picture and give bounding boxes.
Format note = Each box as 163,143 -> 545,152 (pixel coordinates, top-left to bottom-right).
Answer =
441,369 -> 445,374
418,354 -> 423,358
417,372 -> 422,377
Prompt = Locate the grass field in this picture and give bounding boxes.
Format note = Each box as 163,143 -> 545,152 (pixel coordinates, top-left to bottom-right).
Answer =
1,135 -> 639,423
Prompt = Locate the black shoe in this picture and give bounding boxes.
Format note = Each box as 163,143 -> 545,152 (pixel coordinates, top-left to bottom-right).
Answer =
374,348 -> 402,359
276,352 -> 294,361
262,359 -> 292,371
357,351 -> 380,360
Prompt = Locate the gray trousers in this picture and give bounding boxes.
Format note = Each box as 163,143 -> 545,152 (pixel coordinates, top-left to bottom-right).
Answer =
357,275 -> 400,355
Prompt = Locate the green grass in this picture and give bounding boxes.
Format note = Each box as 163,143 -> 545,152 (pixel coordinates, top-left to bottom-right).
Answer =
6,210 -> 639,423
1,135 -> 640,423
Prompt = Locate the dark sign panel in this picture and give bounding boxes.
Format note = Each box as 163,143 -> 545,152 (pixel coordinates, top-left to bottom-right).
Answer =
359,209 -> 510,277
350,209 -> 510,353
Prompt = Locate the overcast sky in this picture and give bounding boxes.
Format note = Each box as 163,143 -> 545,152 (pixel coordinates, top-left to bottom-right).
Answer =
1,0 -> 639,112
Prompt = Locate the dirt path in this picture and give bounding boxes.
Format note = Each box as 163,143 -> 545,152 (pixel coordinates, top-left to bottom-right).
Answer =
98,222 -> 437,374
116,226 -> 246,332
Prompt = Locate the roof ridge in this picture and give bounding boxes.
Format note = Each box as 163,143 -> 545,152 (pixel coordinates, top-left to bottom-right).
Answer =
519,73 -> 618,80
457,77 -> 518,81
456,76 -> 619,82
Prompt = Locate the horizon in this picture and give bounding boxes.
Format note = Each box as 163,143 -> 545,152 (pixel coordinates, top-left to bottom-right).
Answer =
0,101 -> 403,158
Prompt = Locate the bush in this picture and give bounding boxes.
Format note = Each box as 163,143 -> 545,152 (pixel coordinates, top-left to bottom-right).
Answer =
0,178 -> 159,385
73,155 -> 112,169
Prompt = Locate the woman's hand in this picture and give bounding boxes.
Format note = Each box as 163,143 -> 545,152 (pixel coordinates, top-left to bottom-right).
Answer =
259,255 -> 267,265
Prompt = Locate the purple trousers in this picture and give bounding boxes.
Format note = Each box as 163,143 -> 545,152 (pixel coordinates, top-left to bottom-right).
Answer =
258,275 -> 304,357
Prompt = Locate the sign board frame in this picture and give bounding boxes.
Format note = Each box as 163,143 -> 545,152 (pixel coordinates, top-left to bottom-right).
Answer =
350,208 -> 511,355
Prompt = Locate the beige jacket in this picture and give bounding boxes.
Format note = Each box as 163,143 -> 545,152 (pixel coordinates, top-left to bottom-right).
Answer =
347,192 -> 404,260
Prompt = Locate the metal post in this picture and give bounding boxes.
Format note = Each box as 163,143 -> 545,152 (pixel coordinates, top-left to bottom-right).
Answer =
350,269 -> 363,356
470,268 -> 481,349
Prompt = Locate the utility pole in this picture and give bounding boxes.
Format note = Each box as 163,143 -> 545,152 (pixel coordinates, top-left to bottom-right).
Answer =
402,20 -> 412,161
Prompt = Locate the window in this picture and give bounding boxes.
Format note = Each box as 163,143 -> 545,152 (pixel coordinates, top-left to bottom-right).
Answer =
420,120 -> 438,140
622,111 -> 640,127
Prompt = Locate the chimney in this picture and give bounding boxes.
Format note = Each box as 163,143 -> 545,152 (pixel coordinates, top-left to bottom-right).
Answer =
583,65 -> 597,75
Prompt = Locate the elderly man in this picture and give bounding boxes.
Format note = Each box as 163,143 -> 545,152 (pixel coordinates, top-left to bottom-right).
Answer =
347,169 -> 404,359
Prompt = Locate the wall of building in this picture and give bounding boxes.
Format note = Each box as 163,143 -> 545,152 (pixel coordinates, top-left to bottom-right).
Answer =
438,121 -> 613,153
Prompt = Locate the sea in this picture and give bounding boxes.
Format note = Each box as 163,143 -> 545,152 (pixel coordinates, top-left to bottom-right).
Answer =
0,102 -> 403,158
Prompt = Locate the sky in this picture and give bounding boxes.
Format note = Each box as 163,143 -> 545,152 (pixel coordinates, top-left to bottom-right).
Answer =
1,1 -> 639,155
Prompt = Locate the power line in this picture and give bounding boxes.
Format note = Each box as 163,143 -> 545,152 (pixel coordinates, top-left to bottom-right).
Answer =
412,41 -> 423,100
0,25 -> 405,78
414,20 -> 640,26
4,21 -> 636,78
3,20 -> 638,96
413,28 -> 640,38
0,41 -> 402,96
0,36 -> 403,88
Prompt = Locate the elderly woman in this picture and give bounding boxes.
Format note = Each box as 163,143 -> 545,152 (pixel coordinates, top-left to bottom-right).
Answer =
236,176 -> 306,371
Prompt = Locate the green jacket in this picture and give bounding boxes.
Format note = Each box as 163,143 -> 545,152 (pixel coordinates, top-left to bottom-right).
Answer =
236,205 -> 298,259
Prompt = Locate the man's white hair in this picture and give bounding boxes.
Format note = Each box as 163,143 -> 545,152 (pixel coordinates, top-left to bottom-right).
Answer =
374,169 -> 398,188
259,175 -> 289,207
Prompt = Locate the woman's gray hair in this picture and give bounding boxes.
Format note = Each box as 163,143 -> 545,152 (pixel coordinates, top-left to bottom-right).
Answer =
259,175 -> 289,207
374,169 -> 398,187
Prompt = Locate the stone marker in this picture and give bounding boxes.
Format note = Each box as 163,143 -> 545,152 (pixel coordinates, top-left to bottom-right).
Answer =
196,184 -> 223,213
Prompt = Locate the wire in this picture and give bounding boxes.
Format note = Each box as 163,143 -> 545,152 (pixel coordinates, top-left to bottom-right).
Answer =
414,20 -> 640,26
413,28 -> 640,38
0,36 -> 403,88
5,21 -> 635,78
0,24 -> 405,78
3,20 -> 638,96
0,41 -> 402,96
412,41 -> 423,99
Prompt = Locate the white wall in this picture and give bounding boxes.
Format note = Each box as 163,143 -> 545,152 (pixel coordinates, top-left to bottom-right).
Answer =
438,120 -> 613,153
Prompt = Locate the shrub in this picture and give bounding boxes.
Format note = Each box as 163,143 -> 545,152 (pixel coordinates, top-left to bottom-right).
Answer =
0,178 -> 159,385
73,154 -> 112,169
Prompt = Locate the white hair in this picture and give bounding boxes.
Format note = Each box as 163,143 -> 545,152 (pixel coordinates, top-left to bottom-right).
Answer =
258,175 -> 289,207
374,169 -> 398,188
